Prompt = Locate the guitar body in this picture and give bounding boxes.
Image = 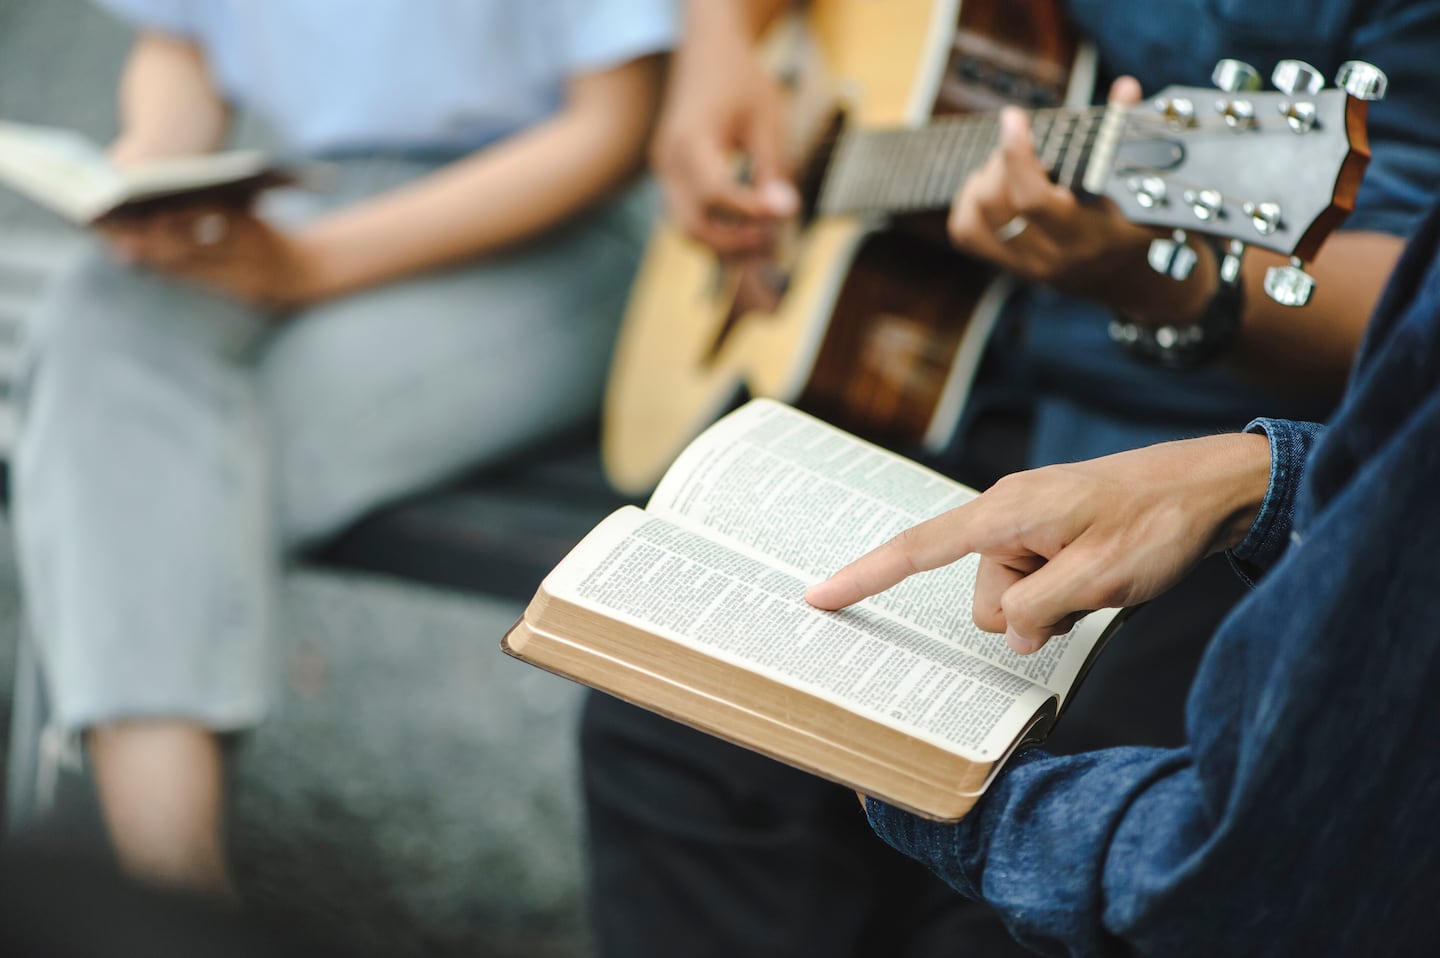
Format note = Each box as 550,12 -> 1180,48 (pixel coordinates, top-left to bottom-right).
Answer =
603,0 -> 1086,494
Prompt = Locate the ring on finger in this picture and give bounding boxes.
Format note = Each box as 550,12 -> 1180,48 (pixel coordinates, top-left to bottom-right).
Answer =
192,212 -> 229,247
995,215 -> 1029,243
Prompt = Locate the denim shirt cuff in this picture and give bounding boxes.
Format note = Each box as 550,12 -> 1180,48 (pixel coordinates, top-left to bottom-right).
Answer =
1226,418 -> 1324,584
865,796 -> 982,900
864,750 -> 1053,901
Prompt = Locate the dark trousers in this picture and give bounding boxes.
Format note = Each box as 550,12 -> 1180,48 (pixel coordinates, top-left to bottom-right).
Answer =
581,545 -> 1244,956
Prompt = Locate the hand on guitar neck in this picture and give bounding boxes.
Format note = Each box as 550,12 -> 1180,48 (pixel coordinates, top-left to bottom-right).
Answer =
947,76 -> 1212,328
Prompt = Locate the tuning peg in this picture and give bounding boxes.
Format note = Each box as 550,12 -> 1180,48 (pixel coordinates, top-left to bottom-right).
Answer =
1242,201 -> 1283,236
1216,97 -> 1257,129
1265,257 -> 1316,307
1213,59 -> 1261,93
1272,59 -> 1325,97
1127,175 -> 1167,209
1153,95 -> 1197,128
1182,188 -> 1224,222
1336,60 -> 1388,101
1277,100 -> 1318,134
1220,239 -> 1246,285
1148,230 -> 1198,281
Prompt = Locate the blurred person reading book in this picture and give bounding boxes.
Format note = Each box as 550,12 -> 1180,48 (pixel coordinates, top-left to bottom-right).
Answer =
13,0 -> 674,894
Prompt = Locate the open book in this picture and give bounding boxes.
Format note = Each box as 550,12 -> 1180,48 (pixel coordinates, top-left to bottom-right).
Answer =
504,400 -> 1123,821
0,120 -> 294,224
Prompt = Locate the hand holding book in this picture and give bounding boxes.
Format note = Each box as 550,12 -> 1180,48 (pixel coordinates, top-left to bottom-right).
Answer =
99,206 -> 328,309
506,401 -> 1147,820
808,432 -> 1272,654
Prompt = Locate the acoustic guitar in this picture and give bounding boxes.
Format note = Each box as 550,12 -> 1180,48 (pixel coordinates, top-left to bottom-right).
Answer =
602,0 -> 1374,494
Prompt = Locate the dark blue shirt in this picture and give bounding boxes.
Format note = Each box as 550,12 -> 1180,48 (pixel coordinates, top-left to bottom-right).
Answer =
1009,0 -> 1440,466
867,197 -> 1440,955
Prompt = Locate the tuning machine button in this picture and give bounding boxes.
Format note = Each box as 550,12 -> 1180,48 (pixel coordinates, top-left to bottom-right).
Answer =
1272,59 -> 1325,97
1154,95 -> 1197,128
1265,257 -> 1316,307
1336,60 -> 1388,101
1216,98 -> 1257,129
1220,239 -> 1246,285
1212,59 -> 1261,93
1127,175 -> 1168,209
1182,188 -> 1224,222
1277,100 -> 1318,134
1242,201 -> 1283,236
1148,229 -> 1198,281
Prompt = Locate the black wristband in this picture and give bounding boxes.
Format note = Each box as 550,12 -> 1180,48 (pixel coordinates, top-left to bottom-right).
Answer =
1109,240 -> 1245,369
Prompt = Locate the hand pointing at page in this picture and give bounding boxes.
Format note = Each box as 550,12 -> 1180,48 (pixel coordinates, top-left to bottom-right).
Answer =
805,434 -> 1272,655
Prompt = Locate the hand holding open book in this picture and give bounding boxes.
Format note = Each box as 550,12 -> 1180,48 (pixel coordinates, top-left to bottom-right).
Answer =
806,429 -> 1272,653
0,119 -> 296,225
508,402 -> 1139,819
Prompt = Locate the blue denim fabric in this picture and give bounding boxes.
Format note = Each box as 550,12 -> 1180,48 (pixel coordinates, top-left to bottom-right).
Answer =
999,0 -> 1440,468
866,199 -> 1440,956
1227,418 -> 1326,584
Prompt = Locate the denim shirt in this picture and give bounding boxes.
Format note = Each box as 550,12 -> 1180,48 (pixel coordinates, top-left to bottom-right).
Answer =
1006,0 -> 1440,467
866,198 -> 1440,956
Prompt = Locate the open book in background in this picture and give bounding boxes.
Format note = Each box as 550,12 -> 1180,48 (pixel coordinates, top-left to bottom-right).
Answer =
505,400 -> 1124,821
0,119 -> 298,224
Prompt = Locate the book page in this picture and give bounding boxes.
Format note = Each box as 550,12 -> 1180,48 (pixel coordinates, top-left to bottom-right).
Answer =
0,119 -> 280,223
648,399 -> 1101,698
118,149 -> 275,202
0,121 -> 119,221
545,506 -> 1055,761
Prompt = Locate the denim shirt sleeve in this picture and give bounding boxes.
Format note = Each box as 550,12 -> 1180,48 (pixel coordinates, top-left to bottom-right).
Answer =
862,235 -> 1440,953
865,747 -> 1193,956
1225,418 -> 1325,584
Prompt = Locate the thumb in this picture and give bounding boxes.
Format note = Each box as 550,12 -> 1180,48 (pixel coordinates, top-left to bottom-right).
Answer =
998,106 -> 1037,162
745,106 -> 799,217
1108,75 -> 1142,106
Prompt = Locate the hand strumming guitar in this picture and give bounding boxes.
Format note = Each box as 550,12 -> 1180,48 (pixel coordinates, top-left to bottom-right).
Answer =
651,0 -> 799,254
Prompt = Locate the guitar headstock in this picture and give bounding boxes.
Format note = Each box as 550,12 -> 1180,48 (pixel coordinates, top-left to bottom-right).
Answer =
1086,59 -> 1383,303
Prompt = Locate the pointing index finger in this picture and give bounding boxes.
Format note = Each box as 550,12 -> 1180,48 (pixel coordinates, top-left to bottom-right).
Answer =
805,503 -> 984,610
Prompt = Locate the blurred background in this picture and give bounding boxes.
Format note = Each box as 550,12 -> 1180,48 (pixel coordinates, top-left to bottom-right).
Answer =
0,1 -> 596,954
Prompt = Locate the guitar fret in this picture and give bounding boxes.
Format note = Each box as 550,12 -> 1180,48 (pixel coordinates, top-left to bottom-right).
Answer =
927,121 -> 970,209
1061,112 -> 1103,193
1033,114 -> 1057,171
1042,113 -> 1076,180
916,125 -> 954,210
847,133 -> 880,212
1081,105 -> 1127,195
903,127 -> 930,210
870,131 -> 898,211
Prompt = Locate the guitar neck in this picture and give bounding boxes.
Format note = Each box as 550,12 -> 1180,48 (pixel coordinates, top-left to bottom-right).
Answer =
817,105 -> 1118,217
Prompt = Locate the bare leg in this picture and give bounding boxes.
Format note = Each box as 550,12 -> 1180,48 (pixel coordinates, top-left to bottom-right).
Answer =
88,720 -> 235,897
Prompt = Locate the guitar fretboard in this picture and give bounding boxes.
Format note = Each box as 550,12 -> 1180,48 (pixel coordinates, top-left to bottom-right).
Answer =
817,106 -> 1118,217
